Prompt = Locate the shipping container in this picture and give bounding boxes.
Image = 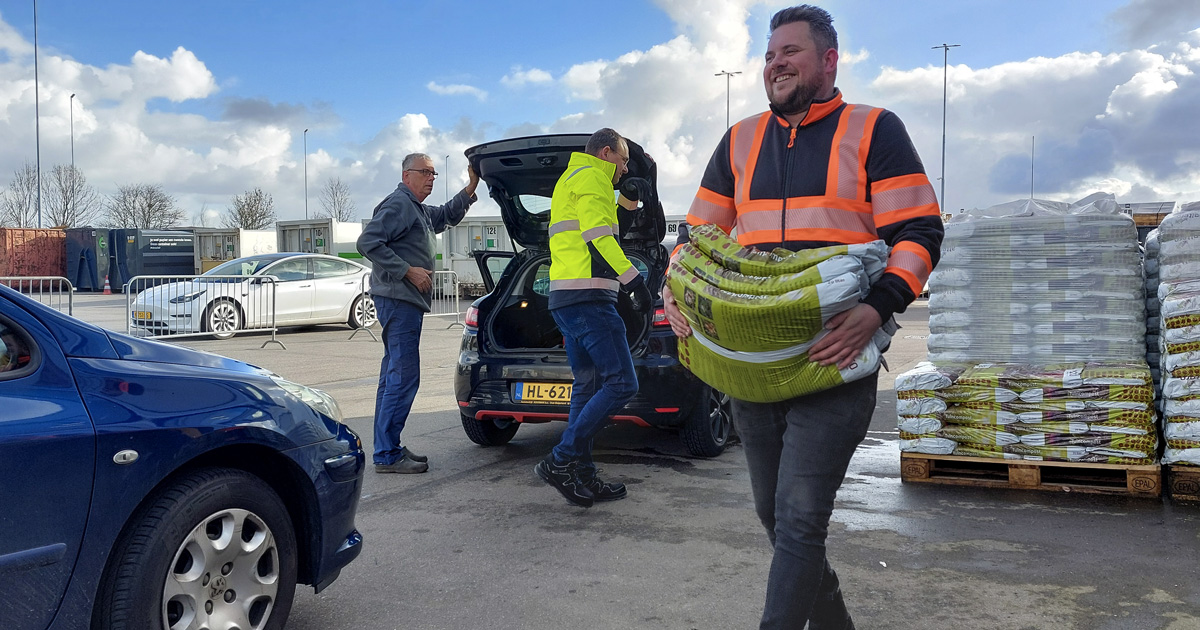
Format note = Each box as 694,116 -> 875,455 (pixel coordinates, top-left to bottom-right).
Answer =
188,227 -> 277,273
65,227 -> 110,291
442,217 -> 514,284
0,228 -> 67,278
277,218 -> 363,262
108,229 -> 196,293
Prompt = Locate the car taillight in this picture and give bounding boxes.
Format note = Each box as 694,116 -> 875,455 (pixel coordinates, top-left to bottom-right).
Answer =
464,305 -> 479,329
652,307 -> 669,327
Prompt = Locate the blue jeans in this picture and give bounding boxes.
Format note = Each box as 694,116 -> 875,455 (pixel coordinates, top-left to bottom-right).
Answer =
372,296 -> 424,465
549,302 -> 638,469
732,372 -> 878,630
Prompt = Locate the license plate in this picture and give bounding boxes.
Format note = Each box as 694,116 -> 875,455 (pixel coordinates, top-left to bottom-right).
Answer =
515,382 -> 572,404
132,311 -> 152,320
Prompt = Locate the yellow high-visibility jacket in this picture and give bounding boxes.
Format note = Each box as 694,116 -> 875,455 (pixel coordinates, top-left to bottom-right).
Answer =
548,151 -> 641,309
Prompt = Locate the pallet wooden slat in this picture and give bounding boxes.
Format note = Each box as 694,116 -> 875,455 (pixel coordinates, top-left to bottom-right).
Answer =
1166,465 -> 1200,502
900,453 -> 1162,498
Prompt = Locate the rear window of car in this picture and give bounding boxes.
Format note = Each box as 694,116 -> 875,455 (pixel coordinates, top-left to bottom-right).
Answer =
314,258 -> 356,278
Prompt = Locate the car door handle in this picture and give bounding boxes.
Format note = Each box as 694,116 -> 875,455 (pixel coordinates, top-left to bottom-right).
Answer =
299,284 -> 312,288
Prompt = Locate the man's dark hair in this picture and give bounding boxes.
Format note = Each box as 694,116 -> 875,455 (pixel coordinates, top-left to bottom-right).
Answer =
585,128 -> 625,157
770,5 -> 838,53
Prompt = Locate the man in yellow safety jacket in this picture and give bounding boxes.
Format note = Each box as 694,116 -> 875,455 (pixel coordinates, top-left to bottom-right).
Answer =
534,127 -> 653,508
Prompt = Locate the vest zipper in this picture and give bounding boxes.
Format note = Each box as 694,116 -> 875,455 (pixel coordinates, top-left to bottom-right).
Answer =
782,126 -> 797,243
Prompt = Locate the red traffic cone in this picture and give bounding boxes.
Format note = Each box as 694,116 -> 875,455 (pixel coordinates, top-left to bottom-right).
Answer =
103,275 -> 112,295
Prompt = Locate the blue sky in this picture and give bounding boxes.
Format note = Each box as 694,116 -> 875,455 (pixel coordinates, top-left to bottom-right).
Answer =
2,0 -> 1199,225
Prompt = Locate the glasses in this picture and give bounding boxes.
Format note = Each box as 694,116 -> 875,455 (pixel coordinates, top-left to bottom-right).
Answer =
405,168 -> 438,178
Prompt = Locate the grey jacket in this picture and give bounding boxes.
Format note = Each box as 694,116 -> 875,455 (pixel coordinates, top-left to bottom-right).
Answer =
357,182 -> 475,312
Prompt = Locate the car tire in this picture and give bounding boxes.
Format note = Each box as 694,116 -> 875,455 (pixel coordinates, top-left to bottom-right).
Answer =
94,468 -> 298,630
461,413 -> 520,446
682,386 -> 732,457
349,294 -> 377,329
203,299 -> 242,340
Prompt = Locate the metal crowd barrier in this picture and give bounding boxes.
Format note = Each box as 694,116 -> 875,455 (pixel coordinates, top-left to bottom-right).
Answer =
0,276 -> 74,315
430,270 -> 462,328
124,274 -> 284,349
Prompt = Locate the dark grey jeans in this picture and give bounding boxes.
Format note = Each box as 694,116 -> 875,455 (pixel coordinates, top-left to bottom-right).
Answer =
731,372 -> 879,630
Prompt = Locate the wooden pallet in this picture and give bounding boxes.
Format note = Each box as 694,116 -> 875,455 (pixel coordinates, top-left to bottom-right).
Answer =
900,453 -> 1161,498
1166,465 -> 1200,502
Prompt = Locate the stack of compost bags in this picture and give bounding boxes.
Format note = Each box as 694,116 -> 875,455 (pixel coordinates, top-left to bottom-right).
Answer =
899,195 -> 1157,464
1145,229 -> 1162,393
669,224 -> 891,403
1155,202 -> 1200,466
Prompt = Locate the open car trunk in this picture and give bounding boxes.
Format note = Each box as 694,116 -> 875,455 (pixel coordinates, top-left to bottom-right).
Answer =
481,252 -> 651,353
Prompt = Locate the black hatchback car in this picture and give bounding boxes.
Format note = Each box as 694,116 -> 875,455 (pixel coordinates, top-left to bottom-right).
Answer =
455,134 -> 732,457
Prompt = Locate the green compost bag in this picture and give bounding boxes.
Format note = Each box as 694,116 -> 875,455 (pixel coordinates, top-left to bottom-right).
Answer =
668,260 -> 864,352
687,223 -> 887,278
674,243 -> 868,296
676,328 -> 883,403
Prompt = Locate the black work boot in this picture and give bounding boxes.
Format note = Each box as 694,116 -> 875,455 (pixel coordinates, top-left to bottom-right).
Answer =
534,456 -> 594,507
578,467 -> 627,502
374,455 -> 428,474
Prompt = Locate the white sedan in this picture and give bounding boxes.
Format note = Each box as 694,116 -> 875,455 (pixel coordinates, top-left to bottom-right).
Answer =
130,253 -> 376,339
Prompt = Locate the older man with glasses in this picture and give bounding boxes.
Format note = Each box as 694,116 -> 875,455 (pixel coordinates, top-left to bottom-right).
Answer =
358,152 -> 480,474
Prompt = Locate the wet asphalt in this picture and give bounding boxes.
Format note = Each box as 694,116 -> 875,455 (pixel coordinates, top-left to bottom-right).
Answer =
65,295 -> 1200,630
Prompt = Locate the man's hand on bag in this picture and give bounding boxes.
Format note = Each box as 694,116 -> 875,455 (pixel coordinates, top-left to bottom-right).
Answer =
808,303 -> 883,369
662,288 -> 692,338
405,266 -> 433,293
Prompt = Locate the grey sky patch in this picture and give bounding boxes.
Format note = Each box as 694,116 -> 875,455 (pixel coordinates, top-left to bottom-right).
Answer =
222,98 -> 308,124
989,128 -> 1117,196
1109,0 -> 1200,46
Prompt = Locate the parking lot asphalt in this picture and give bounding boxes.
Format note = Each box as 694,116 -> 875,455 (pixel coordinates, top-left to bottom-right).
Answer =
66,294 -> 1200,630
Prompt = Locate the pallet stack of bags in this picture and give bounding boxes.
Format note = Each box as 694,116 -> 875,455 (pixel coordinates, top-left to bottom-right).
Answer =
897,195 -> 1158,464
1145,228 -> 1162,395
1154,202 -> 1200,466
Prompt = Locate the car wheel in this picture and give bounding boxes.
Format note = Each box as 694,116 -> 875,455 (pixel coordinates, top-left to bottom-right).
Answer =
94,468 -> 298,630
461,413 -> 520,446
682,386 -> 732,457
203,299 -> 242,340
349,294 -> 377,329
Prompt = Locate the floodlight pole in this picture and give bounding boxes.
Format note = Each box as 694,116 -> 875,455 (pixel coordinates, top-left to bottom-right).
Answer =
303,128 -> 309,219
34,0 -> 42,227
715,70 -> 741,129
70,93 -> 75,222
932,43 -> 960,212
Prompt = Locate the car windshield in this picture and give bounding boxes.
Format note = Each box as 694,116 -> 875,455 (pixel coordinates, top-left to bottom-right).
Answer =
204,258 -> 278,277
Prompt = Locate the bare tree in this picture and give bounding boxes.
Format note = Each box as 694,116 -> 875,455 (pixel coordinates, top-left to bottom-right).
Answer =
223,187 -> 276,229
0,162 -> 40,227
316,177 -> 356,221
106,183 -> 185,229
45,164 -> 102,227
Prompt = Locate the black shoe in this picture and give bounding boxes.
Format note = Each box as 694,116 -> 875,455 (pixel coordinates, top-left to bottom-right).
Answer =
402,447 -> 428,463
374,455 -> 429,474
578,468 -> 627,501
535,456 -> 594,507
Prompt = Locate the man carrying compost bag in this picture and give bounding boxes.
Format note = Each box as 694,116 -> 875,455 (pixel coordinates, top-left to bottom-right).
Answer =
663,5 -> 944,629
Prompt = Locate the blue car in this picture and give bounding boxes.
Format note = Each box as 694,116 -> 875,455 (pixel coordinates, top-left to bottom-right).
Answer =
0,284 -> 364,630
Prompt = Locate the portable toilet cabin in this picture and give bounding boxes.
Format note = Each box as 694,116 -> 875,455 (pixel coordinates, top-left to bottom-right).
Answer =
65,227 -> 110,291
190,227 -> 278,273
276,218 -> 364,264
107,229 -> 196,293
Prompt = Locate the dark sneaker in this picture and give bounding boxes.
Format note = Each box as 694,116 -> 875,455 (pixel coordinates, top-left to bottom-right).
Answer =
374,456 -> 429,474
402,447 -> 428,463
579,468 -> 627,501
535,456 -> 594,507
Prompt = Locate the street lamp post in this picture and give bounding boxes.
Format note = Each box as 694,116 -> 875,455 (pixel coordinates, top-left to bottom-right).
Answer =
932,43 -> 960,213
715,70 -> 742,129
303,128 -> 309,220
34,0 -> 41,227
70,93 -> 75,223
444,154 -> 450,203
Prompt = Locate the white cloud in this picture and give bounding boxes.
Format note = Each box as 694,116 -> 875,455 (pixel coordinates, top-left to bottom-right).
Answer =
501,66 -> 553,88
426,81 -> 488,101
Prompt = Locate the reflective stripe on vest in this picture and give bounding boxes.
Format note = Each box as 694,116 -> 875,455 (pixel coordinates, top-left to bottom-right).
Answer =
550,278 -> 620,292
729,104 -> 884,247
548,219 -> 580,237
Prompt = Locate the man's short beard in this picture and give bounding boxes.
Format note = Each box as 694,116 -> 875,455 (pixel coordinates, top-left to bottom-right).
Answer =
769,79 -> 821,116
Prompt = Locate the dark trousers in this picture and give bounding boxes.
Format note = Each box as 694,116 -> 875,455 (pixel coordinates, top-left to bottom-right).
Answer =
372,296 -> 424,465
732,372 -> 878,630
549,301 -> 638,470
